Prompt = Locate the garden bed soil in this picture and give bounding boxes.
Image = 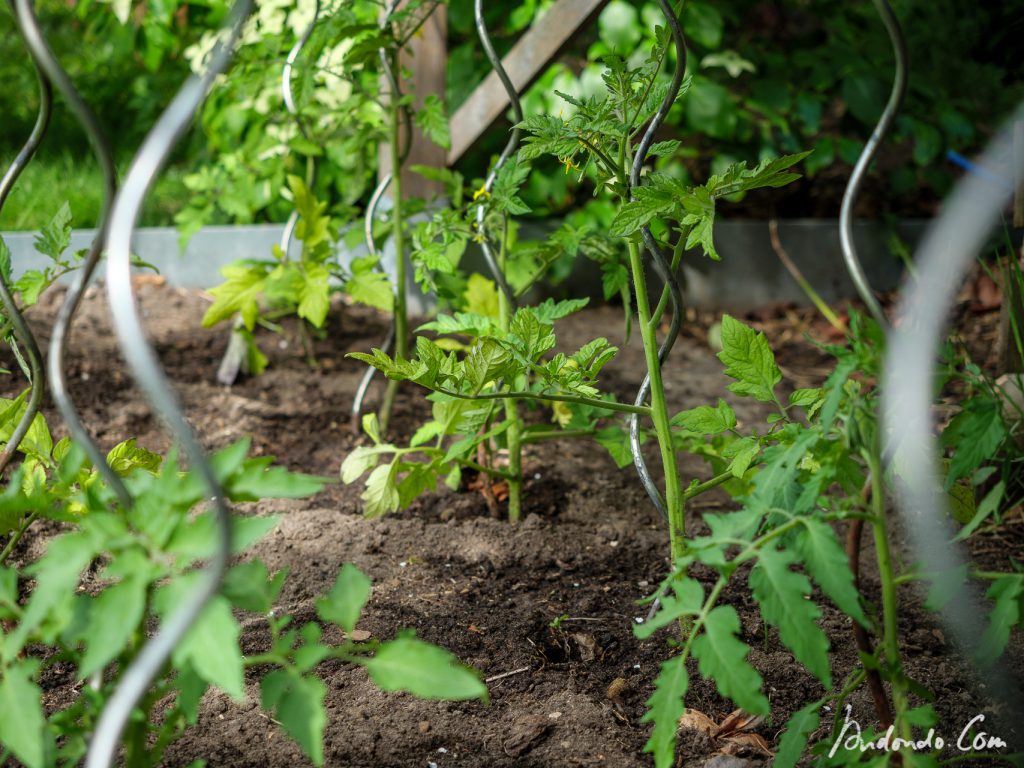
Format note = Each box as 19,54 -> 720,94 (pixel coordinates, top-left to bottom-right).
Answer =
3,279 -> 1023,767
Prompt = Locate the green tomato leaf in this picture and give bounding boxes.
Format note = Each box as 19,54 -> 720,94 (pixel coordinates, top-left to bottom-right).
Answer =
157,586 -> 245,701
594,426 -> 636,469
634,578 -> 704,640
716,314 -> 781,403
976,574 -> 1024,666
670,399 -> 736,435
361,461 -> 400,518
940,399 -> 1006,488
261,670 -> 327,766
0,236 -> 11,284
463,274 -> 500,318
345,267 -> 394,313
362,632 -> 487,701
691,605 -> 768,714
298,264 -> 331,328
774,701 -> 821,768
0,391 -> 53,459
222,560 -> 287,615
224,457 -> 326,502
202,262 -> 269,330
315,563 -> 372,633
341,445 -> 390,484
0,661 -> 47,768
13,270 -> 49,308
797,518 -> 869,627
724,437 -> 759,478
415,94 -> 451,150
106,438 -> 163,476
78,572 -> 148,678
34,201 -> 73,261
289,175 -> 330,250
640,654 -> 689,768
749,546 -> 831,687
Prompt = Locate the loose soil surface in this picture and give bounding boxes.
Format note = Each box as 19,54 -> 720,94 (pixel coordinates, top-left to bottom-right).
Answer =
3,279 -> 1022,767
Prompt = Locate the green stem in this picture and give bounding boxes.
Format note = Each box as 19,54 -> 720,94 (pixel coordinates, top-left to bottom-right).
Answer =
457,457 -> 516,482
768,219 -> 846,333
627,239 -> 685,564
576,136 -> 617,173
521,428 -> 597,444
648,235 -> 686,333
682,469 -> 736,502
496,215 -> 523,522
386,444 -> 518,482
429,386 -> 651,416
0,510 -> 39,565
863,446 -> 912,743
380,49 -> 407,435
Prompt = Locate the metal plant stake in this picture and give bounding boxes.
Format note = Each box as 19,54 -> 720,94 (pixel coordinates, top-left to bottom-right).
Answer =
351,0 -> 410,432
12,0 -> 132,508
627,0 -> 687,521
88,2 -> 254,765
882,104 -> 1024,734
838,0 -> 907,327
0,24 -> 50,476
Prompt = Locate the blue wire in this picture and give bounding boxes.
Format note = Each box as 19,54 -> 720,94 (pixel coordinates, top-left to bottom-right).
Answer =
946,149 -> 1014,193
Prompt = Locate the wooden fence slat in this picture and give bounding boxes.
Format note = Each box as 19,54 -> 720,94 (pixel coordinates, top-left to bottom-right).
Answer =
447,0 -> 607,165
378,3 -> 448,199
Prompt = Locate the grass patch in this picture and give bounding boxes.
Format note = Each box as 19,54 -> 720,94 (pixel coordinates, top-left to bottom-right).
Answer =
0,152 -> 191,231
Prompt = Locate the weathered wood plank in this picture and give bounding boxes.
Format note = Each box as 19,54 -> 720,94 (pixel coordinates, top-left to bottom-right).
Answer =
447,0 -> 607,165
378,3 -> 448,199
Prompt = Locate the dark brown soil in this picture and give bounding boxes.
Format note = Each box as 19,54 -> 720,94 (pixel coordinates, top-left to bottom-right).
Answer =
3,282 -> 1022,767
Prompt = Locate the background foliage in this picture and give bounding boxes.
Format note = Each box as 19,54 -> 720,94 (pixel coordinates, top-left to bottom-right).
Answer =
1,0 -> 1021,229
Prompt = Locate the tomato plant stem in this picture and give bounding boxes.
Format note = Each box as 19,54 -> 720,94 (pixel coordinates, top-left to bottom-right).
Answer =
521,428 -> 596,444
380,55 -> 406,435
426,386 -> 651,416
497,219 -> 523,522
0,510 -> 38,565
864,445 -> 912,743
627,240 -> 685,563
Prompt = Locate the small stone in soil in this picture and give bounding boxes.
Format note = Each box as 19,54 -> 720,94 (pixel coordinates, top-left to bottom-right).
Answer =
419,721 -> 431,733
701,755 -> 757,768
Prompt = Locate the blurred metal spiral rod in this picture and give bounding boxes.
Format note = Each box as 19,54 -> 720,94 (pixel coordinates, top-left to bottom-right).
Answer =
474,0 -> 521,309
352,171 -> 396,429
0,45 -> 50,476
881,105 -> 1024,732
839,0 -> 906,328
627,0 -> 687,520
12,0 -> 132,508
89,3 -> 253,765
351,0 -> 411,429
279,0 -> 321,259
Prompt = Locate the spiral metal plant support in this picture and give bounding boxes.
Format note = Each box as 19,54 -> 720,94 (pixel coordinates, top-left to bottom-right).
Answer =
12,0 -> 133,508
87,3 -> 254,765
627,0 -> 687,520
351,0 -> 410,429
881,106 -> 1024,731
351,171 -> 396,428
0,45 -> 50,476
279,0 -> 321,259
473,0 -> 521,310
838,0 -> 906,328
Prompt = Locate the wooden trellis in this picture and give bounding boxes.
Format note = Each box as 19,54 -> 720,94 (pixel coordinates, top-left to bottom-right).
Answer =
379,0 -> 607,199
